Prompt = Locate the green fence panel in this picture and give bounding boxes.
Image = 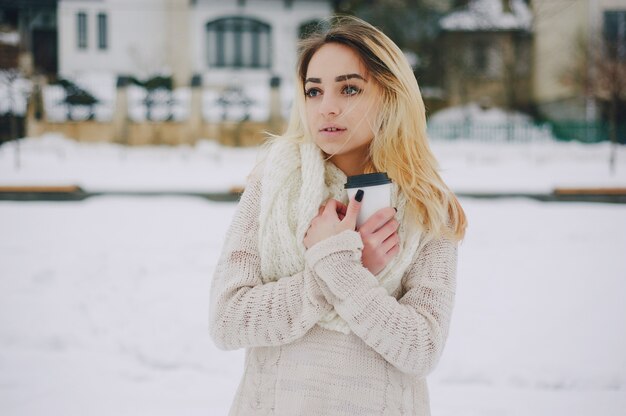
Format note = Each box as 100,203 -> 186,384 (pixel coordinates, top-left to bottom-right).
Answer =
427,121 -> 626,144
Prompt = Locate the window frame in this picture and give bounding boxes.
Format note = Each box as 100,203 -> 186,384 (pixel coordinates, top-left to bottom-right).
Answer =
97,12 -> 108,50
77,11 -> 87,50
206,17 -> 272,69
603,10 -> 626,61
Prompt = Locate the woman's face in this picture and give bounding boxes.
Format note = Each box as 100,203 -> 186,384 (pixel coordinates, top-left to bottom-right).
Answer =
304,42 -> 381,174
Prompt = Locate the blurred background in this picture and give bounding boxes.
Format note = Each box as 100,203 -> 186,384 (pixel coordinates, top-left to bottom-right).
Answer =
1,0 -> 625,415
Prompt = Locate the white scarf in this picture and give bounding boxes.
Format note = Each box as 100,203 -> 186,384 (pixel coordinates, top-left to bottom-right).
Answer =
258,139 -> 422,334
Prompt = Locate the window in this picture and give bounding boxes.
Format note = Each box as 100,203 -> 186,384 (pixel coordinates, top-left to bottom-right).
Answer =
98,13 -> 108,50
604,10 -> 626,60
206,17 -> 271,68
466,40 -> 502,78
77,12 -> 87,49
470,40 -> 488,73
514,36 -> 531,75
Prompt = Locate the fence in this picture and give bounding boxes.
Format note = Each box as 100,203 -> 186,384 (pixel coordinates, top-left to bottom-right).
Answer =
427,120 -> 626,144
548,121 -> 626,144
21,75 -> 287,147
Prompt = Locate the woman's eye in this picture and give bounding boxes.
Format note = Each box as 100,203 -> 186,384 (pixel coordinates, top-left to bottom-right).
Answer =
343,85 -> 361,96
305,88 -> 321,98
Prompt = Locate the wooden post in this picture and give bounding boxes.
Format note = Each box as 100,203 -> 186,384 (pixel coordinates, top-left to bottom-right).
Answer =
113,75 -> 130,144
269,75 -> 282,134
189,74 -> 203,144
25,74 -> 45,138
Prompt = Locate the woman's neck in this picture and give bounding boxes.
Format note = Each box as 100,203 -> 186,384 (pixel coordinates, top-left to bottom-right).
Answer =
328,151 -> 369,177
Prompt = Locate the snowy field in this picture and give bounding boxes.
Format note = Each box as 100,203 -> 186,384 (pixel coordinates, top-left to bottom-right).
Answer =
1,134 -> 626,193
1,135 -> 626,415
0,196 -> 625,416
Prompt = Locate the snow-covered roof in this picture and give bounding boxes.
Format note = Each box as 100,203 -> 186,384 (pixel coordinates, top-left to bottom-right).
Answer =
440,0 -> 532,32
0,31 -> 20,46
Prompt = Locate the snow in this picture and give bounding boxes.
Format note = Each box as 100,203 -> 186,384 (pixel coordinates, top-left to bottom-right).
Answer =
1,129 -> 626,414
1,133 -> 625,194
0,196 -> 625,415
0,135 -> 259,192
202,84 -> 272,122
0,31 -> 20,46
430,102 -> 533,124
42,70 -> 280,123
127,85 -> 191,122
433,139 -> 626,192
440,0 -> 532,31
43,72 -> 116,122
71,71 -> 117,107
423,103 -> 626,192
42,84 -> 69,122
0,71 -> 32,116
427,103 -> 553,142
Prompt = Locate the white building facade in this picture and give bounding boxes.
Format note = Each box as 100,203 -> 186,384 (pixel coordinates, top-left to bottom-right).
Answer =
58,0 -> 332,87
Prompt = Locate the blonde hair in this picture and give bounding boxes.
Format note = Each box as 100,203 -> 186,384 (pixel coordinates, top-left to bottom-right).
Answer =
278,15 -> 466,241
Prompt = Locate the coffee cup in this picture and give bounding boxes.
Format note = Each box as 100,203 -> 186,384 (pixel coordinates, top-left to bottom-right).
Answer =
345,172 -> 392,229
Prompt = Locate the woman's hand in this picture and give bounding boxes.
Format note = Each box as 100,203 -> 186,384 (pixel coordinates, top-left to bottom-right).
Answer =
358,207 -> 400,275
303,191 -> 363,249
304,190 -> 400,275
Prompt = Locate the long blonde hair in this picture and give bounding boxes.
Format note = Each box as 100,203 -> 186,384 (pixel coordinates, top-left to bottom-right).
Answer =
279,15 -> 466,241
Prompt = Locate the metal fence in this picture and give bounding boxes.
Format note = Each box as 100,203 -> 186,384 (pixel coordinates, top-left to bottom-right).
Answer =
427,121 -> 626,144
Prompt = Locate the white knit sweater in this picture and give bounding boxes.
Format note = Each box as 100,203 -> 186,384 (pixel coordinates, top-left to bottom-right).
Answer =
209,173 -> 458,416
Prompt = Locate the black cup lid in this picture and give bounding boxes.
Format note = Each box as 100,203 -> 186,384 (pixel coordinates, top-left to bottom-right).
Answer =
344,172 -> 391,189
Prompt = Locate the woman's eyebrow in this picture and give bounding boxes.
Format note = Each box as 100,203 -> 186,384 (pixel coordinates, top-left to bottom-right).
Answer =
304,73 -> 367,84
335,73 -> 366,82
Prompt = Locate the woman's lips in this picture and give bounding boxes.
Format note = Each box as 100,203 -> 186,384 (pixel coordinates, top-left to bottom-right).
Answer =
319,126 -> 347,136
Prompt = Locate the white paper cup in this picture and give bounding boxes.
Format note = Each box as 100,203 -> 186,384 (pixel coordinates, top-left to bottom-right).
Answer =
345,173 -> 392,229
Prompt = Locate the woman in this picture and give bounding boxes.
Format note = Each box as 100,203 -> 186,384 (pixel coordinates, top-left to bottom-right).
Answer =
209,15 -> 467,416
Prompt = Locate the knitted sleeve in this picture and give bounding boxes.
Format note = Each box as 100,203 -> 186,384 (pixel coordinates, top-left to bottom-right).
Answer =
304,229 -> 457,377
209,175 -> 333,350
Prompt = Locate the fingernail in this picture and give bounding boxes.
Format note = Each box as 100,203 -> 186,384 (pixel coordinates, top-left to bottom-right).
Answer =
355,189 -> 364,202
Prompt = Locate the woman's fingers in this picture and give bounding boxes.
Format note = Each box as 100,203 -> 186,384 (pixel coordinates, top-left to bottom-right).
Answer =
362,217 -> 399,247
381,231 -> 400,254
384,243 -> 401,260
336,201 -> 348,216
323,199 -> 338,215
321,199 -> 350,221
342,191 -> 363,230
359,207 -> 397,235
317,199 -> 349,218
379,218 -> 400,240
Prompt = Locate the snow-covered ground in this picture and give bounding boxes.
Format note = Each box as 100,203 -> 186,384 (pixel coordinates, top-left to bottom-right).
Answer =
1,134 -> 626,415
1,196 -> 625,416
1,133 -> 625,193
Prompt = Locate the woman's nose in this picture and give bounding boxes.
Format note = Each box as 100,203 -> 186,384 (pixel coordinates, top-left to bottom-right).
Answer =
319,93 -> 340,117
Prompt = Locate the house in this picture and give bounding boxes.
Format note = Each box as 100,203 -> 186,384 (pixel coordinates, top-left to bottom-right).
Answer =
58,0 -> 332,89
532,0 -> 626,123
438,0 -> 533,111
21,0 -> 332,145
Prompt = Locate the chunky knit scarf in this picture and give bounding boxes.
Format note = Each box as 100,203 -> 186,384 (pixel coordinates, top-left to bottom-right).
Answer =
258,139 -> 422,334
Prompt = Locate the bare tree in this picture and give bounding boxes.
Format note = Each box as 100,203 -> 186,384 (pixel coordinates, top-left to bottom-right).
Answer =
562,30 -> 626,174
0,68 -> 31,169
